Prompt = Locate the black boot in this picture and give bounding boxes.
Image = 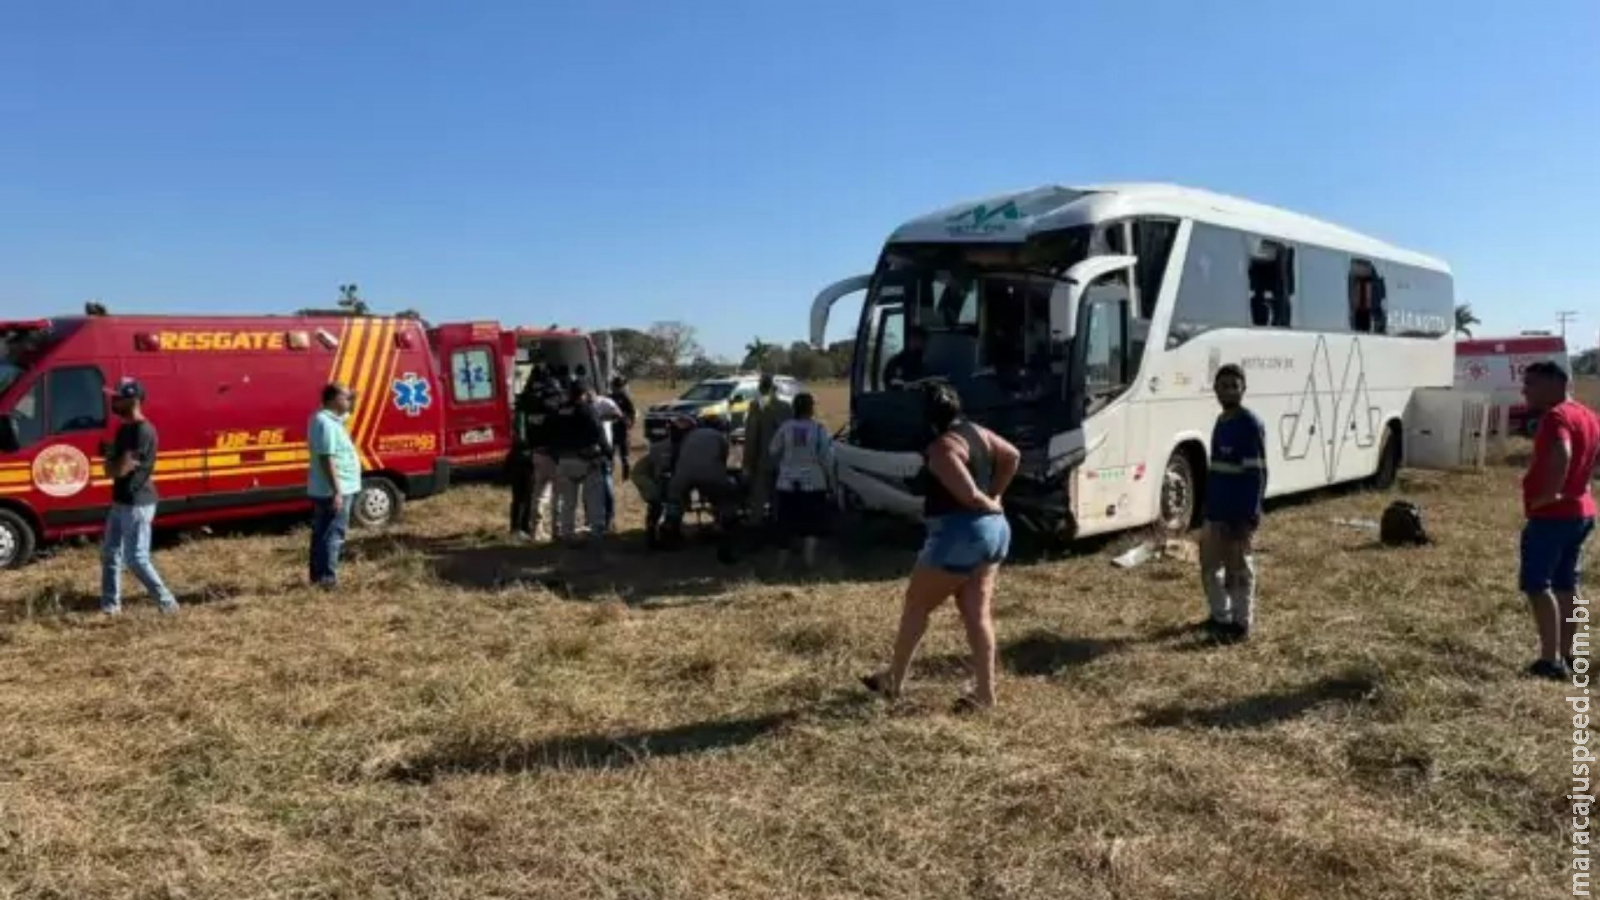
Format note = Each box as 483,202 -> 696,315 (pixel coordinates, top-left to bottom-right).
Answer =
645,503 -> 663,549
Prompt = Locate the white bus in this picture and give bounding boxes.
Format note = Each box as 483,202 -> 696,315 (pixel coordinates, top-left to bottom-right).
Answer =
809,183 -> 1454,539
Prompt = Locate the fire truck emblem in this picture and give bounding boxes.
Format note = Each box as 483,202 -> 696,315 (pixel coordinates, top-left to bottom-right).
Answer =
391,372 -> 432,417
32,444 -> 91,498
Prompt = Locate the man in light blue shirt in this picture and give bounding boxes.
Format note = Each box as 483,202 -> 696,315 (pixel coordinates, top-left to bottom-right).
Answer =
308,382 -> 362,587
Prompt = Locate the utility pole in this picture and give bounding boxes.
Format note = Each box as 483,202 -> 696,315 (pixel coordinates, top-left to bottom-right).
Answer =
1558,310 -> 1578,340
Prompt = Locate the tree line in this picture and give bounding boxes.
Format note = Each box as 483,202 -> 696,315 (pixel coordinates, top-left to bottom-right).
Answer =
594,322 -> 854,385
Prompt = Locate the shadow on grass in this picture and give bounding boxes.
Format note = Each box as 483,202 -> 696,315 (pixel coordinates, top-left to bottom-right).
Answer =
345,518 -> 922,604
912,630 -> 1133,681
347,506 -> 1093,605
4,582 -> 245,623
384,712 -> 795,783
1134,672 -> 1379,730
1003,631 -> 1130,675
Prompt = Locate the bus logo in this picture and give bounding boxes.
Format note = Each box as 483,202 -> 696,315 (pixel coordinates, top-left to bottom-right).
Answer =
945,201 -> 1021,236
1278,336 -> 1381,482
32,444 -> 91,498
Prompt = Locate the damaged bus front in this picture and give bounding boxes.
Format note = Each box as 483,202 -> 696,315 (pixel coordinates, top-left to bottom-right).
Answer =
812,189 -> 1138,538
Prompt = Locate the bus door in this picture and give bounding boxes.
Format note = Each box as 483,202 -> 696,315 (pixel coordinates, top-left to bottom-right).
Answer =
1069,266 -> 1140,529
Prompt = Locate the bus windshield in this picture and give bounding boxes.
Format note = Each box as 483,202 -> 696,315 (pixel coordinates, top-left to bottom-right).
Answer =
859,226 -> 1091,394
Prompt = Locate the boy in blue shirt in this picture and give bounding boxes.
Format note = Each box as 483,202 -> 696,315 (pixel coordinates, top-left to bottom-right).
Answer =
1200,364 -> 1267,642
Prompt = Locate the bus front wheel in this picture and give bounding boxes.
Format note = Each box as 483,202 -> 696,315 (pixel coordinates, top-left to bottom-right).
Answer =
1159,451 -> 1199,534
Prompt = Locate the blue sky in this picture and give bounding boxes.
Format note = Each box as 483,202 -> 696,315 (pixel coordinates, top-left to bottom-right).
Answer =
2,0 -> 1596,357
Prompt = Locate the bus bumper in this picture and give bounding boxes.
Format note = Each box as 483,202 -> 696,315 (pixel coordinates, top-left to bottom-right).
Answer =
831,443 -> 923,522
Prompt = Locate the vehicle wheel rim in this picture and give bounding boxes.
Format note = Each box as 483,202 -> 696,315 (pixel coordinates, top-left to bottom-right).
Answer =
0,525 -> 15,566
361,489 -> 392,523
1162,461 -> 1192,530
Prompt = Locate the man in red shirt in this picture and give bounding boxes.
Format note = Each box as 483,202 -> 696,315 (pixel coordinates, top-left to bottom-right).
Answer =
1520,362 -> 1600,680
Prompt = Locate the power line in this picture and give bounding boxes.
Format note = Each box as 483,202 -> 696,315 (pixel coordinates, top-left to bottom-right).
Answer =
1557,310 -> 1579,340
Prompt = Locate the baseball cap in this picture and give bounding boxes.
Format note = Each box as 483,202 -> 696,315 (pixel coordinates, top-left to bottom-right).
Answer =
107,378 -> 145,402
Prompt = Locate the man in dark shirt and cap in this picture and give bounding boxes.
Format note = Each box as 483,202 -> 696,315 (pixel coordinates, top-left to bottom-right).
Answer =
100,379 -> 178,615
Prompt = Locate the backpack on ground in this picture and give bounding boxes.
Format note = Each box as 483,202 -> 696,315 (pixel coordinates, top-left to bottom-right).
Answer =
1380,501 -> 1430,546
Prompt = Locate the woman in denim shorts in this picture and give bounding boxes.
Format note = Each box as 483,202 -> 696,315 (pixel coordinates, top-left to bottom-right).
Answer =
864,382 -> 1020,710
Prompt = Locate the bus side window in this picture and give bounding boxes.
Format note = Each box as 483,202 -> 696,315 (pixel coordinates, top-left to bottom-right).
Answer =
1133,219 -> 1178,320
1170,223 -> 1252,346
1101,222 -> 1129,255
1248,239 -> 1295,329
1349,260 -> 1387,334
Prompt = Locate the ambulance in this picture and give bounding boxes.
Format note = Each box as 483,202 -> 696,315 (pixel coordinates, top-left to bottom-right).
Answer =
1454,334 -> 1569,435
0,314 -> 451,568
428,322 -> 600,474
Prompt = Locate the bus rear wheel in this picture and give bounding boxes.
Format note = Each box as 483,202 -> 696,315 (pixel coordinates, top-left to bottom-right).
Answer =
1159,451 -> 1199,534
352,478 -> 403,528
0,509 -> 37,569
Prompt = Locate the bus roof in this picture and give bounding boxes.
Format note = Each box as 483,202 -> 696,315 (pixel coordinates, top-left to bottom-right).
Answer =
889,182 -> 1449,274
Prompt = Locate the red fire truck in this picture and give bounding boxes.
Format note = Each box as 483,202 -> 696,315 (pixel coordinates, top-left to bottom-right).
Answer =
428,322 -> 600,474
0,314 -> 451,568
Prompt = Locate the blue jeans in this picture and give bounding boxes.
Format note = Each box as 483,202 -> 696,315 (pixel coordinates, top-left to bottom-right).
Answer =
310,494 -> 355,586
101,503 -> 177,613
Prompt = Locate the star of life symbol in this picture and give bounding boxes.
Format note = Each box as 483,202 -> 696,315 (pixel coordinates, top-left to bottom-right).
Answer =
391,372 -> 432,417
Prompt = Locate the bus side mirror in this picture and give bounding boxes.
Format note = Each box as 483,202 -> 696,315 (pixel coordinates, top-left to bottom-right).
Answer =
0,413 -> 19,454
1049,280 -> 1080,344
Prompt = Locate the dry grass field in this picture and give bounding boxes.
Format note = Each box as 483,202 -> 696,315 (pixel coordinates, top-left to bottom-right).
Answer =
1,380 -> 1597,899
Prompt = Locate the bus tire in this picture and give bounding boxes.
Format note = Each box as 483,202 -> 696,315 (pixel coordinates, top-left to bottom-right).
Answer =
1371,425 -> 1402,490
1159,449 -> 1201,534
352,478 -> 403,529
0,509 -> 37,569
